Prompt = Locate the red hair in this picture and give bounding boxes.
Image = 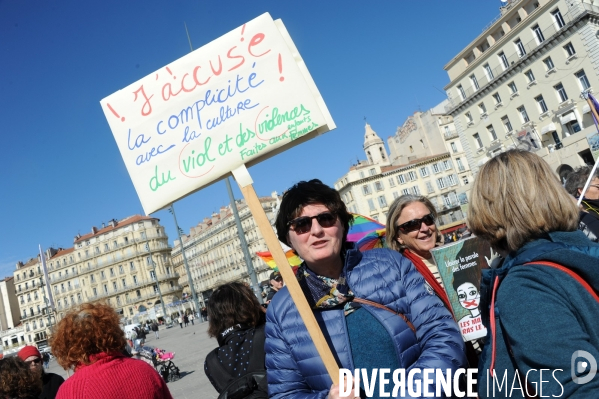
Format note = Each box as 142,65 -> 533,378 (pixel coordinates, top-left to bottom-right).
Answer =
49,302 -> 126,370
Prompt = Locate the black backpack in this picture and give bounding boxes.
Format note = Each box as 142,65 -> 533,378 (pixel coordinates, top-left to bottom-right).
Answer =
205,325 -> 268,399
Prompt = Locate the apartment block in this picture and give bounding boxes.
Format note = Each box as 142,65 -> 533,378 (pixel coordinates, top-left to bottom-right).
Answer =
444,0 -> 599,178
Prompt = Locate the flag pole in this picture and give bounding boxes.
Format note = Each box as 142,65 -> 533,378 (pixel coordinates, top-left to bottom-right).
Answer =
578,93 -> 599,206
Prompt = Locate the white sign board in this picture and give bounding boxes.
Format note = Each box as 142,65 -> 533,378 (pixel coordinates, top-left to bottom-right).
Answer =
101,13 -> 335,214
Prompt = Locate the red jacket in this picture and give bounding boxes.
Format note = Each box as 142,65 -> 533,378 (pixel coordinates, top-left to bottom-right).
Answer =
56,352 -> 172,399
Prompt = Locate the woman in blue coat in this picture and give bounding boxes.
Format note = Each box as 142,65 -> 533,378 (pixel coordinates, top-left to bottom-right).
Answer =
265,179 -> 467,399
468,150 -> 599,398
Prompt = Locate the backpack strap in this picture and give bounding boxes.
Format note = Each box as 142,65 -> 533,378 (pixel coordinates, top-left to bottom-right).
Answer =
523,261 -> 599,303
206,347 -> 234,392
247,324 -> 266,372
352,297 -> 416,334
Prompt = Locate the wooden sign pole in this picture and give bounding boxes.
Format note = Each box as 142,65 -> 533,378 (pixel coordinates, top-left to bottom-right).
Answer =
232,165 -> 340,384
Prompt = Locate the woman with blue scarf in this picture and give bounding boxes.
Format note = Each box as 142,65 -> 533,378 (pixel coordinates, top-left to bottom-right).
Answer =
265,179 -> 466,399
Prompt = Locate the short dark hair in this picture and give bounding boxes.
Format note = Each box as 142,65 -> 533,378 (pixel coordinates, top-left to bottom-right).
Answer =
564,166 -> 599,198
275,179 -> 352,246
207,282 -> 263,338
0,357 -> 42,399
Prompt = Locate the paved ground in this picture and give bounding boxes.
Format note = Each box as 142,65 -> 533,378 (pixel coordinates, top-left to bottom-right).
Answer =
47,320 -> 219,399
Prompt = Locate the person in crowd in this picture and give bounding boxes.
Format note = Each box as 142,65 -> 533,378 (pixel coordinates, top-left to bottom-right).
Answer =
265,271 -> 284,304
201,307 -> 208,322
564,165 -> 599,242
178,315 -> 183,328
386,194 -> 480,367
468,150 -> 599,398
266,179 -> 466,399
183,314 -> 189,327
50,302 -> 173,399
204,282 -> 267,397
135,326 -> 146,348
16,345 -> 63,399
189,313 -> 194,325
42,351 -> 50,370
151,321 -> 160,339
0,356 -> 42,399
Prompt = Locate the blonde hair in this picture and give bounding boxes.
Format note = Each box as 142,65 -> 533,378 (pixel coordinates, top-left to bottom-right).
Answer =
468,150 -> 578,253
386,194 -> 438,252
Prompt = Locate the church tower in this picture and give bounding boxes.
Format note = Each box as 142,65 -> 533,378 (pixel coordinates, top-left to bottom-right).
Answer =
363,123 -> 389,165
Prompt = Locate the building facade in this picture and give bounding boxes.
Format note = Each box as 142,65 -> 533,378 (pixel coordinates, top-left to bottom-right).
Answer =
171,194 -> 280,302
11,215 -> 182,347
335,123 -> 473,230
444,0 -> 599,177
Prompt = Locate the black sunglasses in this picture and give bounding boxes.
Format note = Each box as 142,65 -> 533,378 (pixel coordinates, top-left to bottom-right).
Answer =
26,358 -> 42,366
287,212 -> 338,235
397,213 -> 435,233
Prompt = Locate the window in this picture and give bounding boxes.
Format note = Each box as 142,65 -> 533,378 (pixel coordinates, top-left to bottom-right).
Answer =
457,85 -> 466,100
426,181 -> 435,193
378,195 -> 387,207
450,142 -> 458,153
90,274 -> 95,283
478,103 -> 487,115
119,265 -> 124,274
113,240 -> 118,249
517,106 -> 530,123
443,160 -> 452,170
100,270 -> 106,279
362,185 -> 371,195
432,164 -> 441,174
408,171 -> 417,181
397,175 -> 406,184
498,52 -> 509,69
564,42 -> 576,57
501,116 -> 513,133
532,24 -> 545,43
369,168 -> 376,176
525,69 -> 535,83
129,261 -> 134,270
374,181 -> 384,191
150,270 -> 156,280
473,133 -> 483,149
400,188 -> 409,196
576,70 -> 591,90
456,158 -> 465,171
393,192 -> 399,199
492,92 -> 502,105
515,39 -> 526,57
436,177 -> 447,189
470,74 -> 479,90
420,167 -> 429,177
535,95 -> 548,113
93,287 -> 97,296
122,278 -> 127,287
448,175 -> 458,186
113,282 -> 117,291
359,171 -> 365,178
552,8 -> 565,29
110,268 -> 115,277
411,186 -> 420,195
508,81 -> 518,94
555,83 -> 568,102
388,177 -> 396,187
465,112 -> 473,124
483,63 -> 494,80
104,243 -> 109,251
95,247 -> 100,254
367,199 -> 376,211
463,176 -> 469,185
543,57 -> 555,71
103,285 -> 108,294
133,275 -> 138,284
487,125 -> 497,141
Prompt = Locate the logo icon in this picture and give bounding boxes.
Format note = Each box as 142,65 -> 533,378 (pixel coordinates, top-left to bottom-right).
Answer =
571,350 -> 597,384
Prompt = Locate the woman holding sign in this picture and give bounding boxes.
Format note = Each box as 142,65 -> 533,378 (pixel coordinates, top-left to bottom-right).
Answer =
469,150 -> 599,398
265,179 -> 466,399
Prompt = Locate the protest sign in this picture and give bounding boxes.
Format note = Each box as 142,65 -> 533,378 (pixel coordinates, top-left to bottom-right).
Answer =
430,237 -> 494,341
587,131 -> 599,162
101,12 -> 335,214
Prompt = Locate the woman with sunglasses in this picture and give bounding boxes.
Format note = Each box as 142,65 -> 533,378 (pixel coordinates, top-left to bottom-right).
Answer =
17,345 -> 64,399
265,179 -> 466,399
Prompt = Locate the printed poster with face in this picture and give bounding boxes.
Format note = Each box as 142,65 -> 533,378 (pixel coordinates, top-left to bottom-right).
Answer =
430,236 -> 494,341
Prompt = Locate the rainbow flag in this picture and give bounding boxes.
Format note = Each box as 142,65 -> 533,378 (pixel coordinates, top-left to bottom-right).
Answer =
256,249 -> 303,273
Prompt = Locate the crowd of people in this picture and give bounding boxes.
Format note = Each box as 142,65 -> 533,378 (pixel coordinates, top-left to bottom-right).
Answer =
202,150 -> 599,399
1,150 -> 598,399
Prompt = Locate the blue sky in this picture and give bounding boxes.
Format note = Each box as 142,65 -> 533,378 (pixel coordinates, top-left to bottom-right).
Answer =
0,0 -> 499,277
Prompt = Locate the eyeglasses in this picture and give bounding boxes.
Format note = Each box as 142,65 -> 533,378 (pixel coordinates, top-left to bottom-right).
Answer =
287,212 -> 338,235
396,213 -> 435,233
25,358 -> 42,366
272,276 -> 283,282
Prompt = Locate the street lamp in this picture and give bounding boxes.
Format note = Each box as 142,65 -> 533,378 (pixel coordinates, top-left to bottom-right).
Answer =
144,243 -> 168,321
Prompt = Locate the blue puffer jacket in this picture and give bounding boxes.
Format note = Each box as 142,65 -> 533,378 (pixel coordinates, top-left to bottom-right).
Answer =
265,246 -> 467,399
478,231 -> 599,398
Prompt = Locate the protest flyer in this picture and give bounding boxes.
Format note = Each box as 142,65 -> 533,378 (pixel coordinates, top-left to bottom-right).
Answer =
430,237 -> 494,341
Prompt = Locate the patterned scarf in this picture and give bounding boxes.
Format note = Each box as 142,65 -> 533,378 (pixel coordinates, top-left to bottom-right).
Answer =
296,262 -> 360,316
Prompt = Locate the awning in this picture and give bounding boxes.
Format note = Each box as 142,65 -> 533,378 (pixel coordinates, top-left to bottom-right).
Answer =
440,222 -> 467,235
583,104 -> 591,114
540,123 -> 557,135
560,112 -> 576,125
